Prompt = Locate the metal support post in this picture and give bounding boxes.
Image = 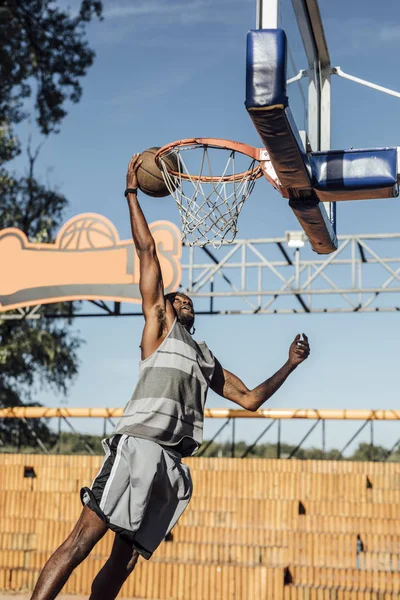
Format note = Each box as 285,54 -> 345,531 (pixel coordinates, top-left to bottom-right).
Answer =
370,420 -> 374,461
288,420 -> 321,459
231,418 -> 236,458
277,420 -> 281,458
61,417 -> 96,455
322,419 -> 326,457
21,417 -> 50,454
256,0 -> 278,29
382,437 -> 400,462
241,420 -> 276,458
332,67 -> 400,100
198,419 -> 231,457
16,421 -> 21,452
57,416 -> 62,454
335,420 -> 370,460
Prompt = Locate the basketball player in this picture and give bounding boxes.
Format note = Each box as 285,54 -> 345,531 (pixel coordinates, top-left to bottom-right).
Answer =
30,154 -> 310,600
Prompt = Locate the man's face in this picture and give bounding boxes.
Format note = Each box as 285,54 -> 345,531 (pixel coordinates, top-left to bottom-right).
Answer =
172,294 -> 195,330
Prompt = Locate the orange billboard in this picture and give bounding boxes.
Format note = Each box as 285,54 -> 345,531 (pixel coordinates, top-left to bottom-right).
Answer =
0,213 -> 182,312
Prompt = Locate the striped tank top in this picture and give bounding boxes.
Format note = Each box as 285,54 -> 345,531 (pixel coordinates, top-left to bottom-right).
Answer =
114,318 -> 216,457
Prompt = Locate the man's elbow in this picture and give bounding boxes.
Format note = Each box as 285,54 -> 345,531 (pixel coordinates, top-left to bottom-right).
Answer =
137,242 -> 156,255
243,395 -> 259,412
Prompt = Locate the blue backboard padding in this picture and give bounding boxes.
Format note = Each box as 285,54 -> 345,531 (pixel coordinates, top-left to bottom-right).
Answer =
312,148 -> 398,192
248,106 -> 312,189
246,29 -> 311,189
289,193 -> 338,254
246,29 -> 288,108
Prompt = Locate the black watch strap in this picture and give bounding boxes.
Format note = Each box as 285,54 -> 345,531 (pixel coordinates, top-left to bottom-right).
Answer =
124,188 -> 138,197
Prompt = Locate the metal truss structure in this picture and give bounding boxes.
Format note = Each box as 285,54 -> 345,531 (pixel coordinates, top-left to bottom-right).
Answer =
3,232 -> 400,319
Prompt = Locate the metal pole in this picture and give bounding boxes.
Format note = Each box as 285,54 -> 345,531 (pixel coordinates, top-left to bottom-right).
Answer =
231,418 -> 236,458
288,420 -> 320,459
197,419 -> 231,457
277,420 -> 281,458
241,420 -> 276,458
382,436 -> 400,462
256,0 -> 278,29
62,417 -> 96,455
322,419 -> 326,458
103,417 -> 107,438
370,420 -> 374,461
17,421 -> 21,452
21,417 -> 50,454
57,416 -> 61,455
335,420 -> 370,460
332,67 -> 400,99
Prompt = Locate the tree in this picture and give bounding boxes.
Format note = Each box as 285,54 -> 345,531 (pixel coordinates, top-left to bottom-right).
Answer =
0,1 -> 103,448
0,141 -> 83,447
0,0 -> 102,148
350,442 -> 387,462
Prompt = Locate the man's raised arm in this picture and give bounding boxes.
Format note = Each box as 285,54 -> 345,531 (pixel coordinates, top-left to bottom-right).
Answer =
125,154 -> 174,357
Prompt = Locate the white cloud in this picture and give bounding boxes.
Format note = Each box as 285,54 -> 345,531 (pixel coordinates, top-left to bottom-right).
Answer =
377,24 -> 400,43
110,70 -> 194,106
103,0 -> 205,19
102,0 -> 252,26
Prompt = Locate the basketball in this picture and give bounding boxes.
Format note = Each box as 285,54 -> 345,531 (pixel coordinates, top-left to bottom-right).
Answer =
137,147 -> 180,198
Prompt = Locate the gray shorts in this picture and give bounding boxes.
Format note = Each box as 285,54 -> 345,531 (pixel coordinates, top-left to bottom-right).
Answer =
80,434 -> 193,559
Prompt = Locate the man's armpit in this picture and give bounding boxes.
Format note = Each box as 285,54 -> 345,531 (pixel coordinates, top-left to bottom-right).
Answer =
156,304 -> 166,324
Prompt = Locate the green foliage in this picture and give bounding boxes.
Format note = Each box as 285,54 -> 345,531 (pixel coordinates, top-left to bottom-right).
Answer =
0,1 -> 103,445
0,147 -> 67,238
2,435 -> 400,460
0,0 -> 103,143
350,442 -> 388,462
55,431 -> 104,455
0,141 -> 83,445
197,440 -> 400,462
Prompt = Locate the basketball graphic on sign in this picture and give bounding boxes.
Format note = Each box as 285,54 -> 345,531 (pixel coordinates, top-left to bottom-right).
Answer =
58,215 -> 118,250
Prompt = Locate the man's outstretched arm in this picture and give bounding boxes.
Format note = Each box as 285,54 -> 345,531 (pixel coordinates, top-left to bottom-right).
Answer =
125,154 -> 174,357
210,334 -> 310,412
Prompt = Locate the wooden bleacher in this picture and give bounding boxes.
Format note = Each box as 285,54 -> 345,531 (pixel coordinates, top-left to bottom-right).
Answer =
0,454 -> 399,598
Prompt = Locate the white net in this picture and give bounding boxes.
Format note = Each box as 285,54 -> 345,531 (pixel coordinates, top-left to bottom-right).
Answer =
157,142 -> 261,248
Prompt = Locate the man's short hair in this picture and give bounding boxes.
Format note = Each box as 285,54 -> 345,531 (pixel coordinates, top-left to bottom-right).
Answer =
164,292 -> 178,304
165,292 -> 191,304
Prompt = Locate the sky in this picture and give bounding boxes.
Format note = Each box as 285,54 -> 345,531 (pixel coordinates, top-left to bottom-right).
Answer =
8,0 -> 400,453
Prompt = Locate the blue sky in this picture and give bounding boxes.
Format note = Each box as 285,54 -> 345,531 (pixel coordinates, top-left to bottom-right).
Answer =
9,0 -> 400,452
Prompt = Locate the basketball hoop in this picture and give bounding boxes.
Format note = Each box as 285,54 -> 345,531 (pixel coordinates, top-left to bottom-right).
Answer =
155,138 -> 277,248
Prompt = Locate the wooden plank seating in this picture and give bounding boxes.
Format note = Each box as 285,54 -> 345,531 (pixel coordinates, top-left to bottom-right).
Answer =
283,585 -> 400,599
290,566 -> 400,593
0,454 -> 400,598
0,563 -> 286,600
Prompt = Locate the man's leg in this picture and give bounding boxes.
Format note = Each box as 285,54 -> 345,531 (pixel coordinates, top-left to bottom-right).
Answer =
31,506 -> 108,600
89,533 -> 139,600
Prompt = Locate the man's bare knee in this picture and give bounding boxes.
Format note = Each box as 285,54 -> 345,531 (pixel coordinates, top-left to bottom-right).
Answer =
63,507 -> 107,565
61,533 -> 93,565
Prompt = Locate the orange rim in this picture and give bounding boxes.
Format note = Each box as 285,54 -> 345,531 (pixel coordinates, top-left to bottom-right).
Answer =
155,138 -> 266,183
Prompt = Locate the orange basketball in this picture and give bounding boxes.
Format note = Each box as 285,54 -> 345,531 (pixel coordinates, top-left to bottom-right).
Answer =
137,147 -> 180,198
